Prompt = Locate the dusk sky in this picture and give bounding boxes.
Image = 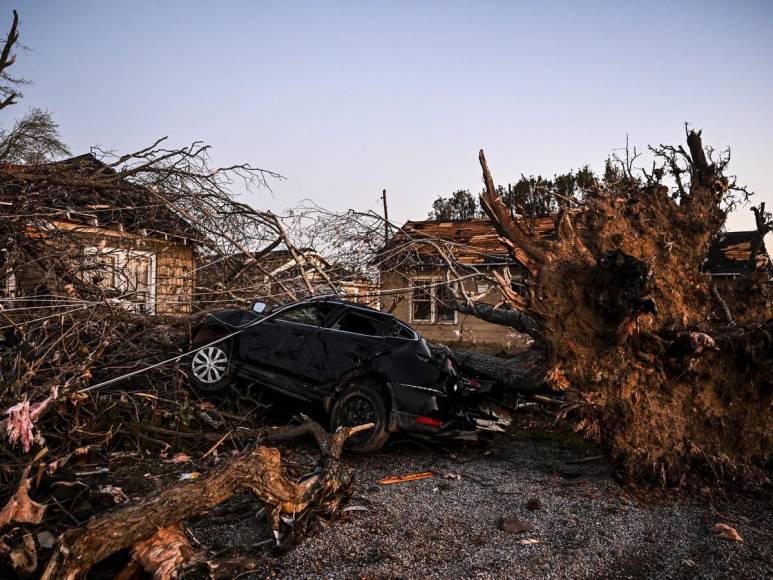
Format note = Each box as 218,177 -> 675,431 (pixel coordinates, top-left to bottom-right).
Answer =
14,1 -> 773,231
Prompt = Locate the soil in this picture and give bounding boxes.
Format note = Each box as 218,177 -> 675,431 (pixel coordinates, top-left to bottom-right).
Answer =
173,431 -> 772,579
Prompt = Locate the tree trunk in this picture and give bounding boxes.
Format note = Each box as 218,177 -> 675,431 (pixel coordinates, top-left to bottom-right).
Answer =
41,422 -> 371,580
432,344 -> 547,394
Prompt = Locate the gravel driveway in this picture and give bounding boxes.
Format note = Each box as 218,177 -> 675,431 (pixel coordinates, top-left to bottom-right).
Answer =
189,430 -> 772,579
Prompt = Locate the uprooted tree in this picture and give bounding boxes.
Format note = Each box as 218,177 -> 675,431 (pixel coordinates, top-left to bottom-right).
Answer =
446,133 -> 772,485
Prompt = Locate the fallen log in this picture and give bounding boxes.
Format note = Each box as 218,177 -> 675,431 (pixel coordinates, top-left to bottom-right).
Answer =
430,343 -> 550,395
40,421 -> 372,580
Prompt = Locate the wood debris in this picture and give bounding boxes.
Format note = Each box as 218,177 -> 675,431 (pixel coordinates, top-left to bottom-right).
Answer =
712,523 -> 742,542
378,472 -> 435,485
0,470 -> 46,528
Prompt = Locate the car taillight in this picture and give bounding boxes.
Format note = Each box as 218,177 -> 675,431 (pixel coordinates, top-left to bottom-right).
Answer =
415,416 -> 443,428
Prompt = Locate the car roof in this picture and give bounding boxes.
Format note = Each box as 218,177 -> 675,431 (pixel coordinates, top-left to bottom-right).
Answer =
303,296 -> 388,317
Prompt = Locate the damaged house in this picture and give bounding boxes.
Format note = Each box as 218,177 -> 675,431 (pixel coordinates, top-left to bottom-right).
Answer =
378,218 -> 550,352
704,229 -> 772,324
705,229 -> 772,279
0,154 -> 206,315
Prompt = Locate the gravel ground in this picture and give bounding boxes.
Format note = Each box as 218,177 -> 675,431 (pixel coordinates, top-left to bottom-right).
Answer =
189,432 -> 772,579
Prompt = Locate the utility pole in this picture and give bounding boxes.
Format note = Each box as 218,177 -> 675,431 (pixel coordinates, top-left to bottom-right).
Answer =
382,189 -> 390,244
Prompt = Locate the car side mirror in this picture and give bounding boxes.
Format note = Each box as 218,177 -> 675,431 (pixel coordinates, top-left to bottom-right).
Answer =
252,301 -> 270,314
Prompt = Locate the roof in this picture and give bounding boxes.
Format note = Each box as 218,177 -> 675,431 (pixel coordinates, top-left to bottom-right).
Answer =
300,296 -> 386,316
0,153 -> 207,244
381,217 -> 556,266
705,231 -> 771,275
384,217 -> 771,277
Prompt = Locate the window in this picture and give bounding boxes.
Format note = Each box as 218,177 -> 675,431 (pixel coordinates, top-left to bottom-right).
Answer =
0,269 -> 16,304
386,321 -> 416,340
476,280 -> 491,294
511,280 -> 528,297
120,252 -> 154,311
83,252 -> 118,289
276,303 -> 335,326
435,284 -> 456,322
331,310 -> 386,336
411,280 -> 432,322
410,279 -> 457,324
83,247 -> 156,313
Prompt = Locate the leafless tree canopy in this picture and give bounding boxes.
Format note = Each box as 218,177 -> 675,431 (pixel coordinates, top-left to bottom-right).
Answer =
0,108 -> 70,164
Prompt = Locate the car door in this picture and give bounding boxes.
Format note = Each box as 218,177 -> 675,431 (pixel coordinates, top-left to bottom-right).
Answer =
306,307 -> 392,387
239,302 -> 338,380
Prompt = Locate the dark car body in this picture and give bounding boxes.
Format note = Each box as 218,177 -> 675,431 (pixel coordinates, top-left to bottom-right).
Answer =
189,298 -> 508,448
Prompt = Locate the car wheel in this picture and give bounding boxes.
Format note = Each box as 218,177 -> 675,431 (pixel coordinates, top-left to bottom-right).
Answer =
189,341 -> 234,392
330,381 -> 390,453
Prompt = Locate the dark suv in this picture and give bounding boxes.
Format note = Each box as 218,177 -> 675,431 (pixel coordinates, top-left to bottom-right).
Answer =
188,298 -> 508,451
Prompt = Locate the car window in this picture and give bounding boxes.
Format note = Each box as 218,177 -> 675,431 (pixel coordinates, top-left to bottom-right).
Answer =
331,310 -> 387,336
275,303 -> 335,326
386,321 -> 416,339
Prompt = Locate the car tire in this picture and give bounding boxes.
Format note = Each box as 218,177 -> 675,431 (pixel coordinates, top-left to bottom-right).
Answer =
189,339 -> 234,392
330,380 -> 390,453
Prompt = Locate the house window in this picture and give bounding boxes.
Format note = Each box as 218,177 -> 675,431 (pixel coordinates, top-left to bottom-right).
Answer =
411,280 -> 433,322
84,247 -> 156,313
121,252 -> 154,312
410,279 -> 457,324
83,252 -> 118,289
435,284 -> 456,322
1,269 -> 16,304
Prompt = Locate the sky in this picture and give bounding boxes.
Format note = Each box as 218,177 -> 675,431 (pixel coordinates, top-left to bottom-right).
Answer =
11,0 -> 773,231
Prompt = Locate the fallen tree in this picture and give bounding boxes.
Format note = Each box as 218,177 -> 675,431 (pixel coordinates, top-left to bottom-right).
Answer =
40,420 -> 370,579
454,132 -> 772,484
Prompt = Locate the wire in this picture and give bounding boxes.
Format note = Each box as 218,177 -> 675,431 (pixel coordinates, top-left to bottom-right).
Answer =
76,298 -> 312,394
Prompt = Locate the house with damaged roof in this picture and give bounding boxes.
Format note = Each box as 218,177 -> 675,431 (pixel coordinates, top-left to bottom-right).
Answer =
378,218 -> 541,353
0,154 -> 207,315
379,217 -> 771,353
705,230 -> 772,278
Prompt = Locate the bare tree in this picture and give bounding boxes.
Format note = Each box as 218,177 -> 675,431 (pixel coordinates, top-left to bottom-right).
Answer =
0,10 -> 69,164
0,10 -> 22,111
0,108 -> 70,164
